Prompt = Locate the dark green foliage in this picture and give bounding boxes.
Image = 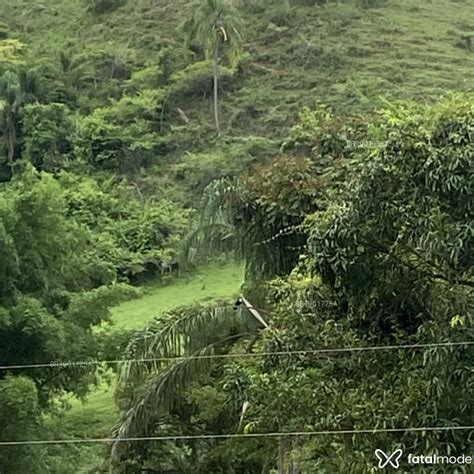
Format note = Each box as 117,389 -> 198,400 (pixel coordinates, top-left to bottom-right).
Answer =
85,0 -> 126,15
206,96 -> 473,472
0,0 -> 473,471
123,96 -> 473,472
312,96 -> 473,323
0,376 -> 44,472
22,103 -> 74,172
0,168 -> 139,471
111,302 -> 260,469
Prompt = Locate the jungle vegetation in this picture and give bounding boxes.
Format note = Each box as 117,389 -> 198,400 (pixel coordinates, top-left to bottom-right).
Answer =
0,0 -> 473,472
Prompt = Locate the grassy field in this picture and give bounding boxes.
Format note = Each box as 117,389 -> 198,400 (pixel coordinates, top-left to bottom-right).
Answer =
44,262 -> 243,471
48,261 -> 244,437
2,0 -> 473,145
111,261 -> 245,330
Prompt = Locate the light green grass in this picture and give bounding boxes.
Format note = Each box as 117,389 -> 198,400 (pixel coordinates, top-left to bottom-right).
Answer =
47,261 -> 244,442
58,380 -> 117,437
111,261 -> 244,330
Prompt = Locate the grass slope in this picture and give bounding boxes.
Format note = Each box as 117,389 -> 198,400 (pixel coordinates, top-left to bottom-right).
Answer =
48,261 -> 243,437
45,262 -> 243,471
2,0 -> 473,144
112,261 -> 244,329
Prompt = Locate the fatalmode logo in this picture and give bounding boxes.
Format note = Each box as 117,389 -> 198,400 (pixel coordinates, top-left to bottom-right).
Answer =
375,450 -> 472,469
407,453 -> 472,466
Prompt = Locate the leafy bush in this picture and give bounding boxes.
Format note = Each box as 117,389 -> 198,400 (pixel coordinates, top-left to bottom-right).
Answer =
282,105 -> 349,158
22,103 -> 74,172
174,136 -> 276,193
75,89 -> 164,172
59,174 -> 191,281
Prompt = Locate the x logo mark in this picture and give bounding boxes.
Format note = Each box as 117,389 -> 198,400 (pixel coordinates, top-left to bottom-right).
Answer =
375,449 -> 403,469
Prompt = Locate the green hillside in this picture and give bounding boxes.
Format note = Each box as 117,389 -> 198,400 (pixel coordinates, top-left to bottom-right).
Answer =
2,0 -> 473,159
0,0 -> 472,473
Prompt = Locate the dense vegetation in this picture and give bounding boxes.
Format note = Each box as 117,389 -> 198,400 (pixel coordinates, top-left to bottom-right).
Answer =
0,0 -> 473,472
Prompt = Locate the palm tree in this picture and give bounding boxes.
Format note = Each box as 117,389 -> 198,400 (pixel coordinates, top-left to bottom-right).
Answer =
36,50 -> 96,106
0,69 -> 38,174
110,300 -> 267,464
0,72 -> 19,172
181,0 -> 242,135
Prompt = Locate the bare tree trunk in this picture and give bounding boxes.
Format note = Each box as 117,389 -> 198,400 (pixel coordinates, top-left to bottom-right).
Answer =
213,41 -> 221,135
277,438 -> 286,474
291,436 -> 300,474
6,112 -> 16,176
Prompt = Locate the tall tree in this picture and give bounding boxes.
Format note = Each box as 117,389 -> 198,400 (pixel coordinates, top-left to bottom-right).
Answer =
182,0 -> 242,135
110,302 -> 265,468
0,69 -> 38,175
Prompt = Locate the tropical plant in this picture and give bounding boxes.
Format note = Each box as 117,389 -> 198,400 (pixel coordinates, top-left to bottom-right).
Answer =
181,0 -> 243,135
0,69 -> 38,174
184,155 -> 321,285
210,96 -> 474,472
110,301 -> 266,467
22,103 -> 74,171
0,167 -> 139,472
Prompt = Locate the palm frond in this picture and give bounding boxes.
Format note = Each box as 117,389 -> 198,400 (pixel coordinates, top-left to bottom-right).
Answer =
112,333 -> 249,463
116,302 -> 258,400
180,0 -> 243,63
181,177 -> 243,266
112,343 -> 215,462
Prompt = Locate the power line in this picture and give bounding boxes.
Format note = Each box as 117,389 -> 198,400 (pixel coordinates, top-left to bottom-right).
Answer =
0,426 -> 472,447
0,341 -> 472,371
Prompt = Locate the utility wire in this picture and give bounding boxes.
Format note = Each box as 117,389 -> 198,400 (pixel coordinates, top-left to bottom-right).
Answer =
0,426 -> 472,447
0,341 -> 472,371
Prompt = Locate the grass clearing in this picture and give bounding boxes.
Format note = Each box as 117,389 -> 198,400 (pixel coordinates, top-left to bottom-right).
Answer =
111,261 -> 244,330
46,261 -> 244,443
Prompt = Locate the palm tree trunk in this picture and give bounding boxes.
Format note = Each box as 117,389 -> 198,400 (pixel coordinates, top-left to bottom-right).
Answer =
277,438 -> 286,474
6,110 -> 16,176
213,41 -> 221,135
291,436 -> 300,474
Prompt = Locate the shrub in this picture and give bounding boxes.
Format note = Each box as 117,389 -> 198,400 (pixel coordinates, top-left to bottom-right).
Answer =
0,22 -> 9,40
22,103 -> 74,172
84,0 -> 126,14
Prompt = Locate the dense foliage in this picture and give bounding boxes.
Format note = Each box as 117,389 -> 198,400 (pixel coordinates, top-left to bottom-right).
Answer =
110,97 -> 473,472
0,0 -> 473,472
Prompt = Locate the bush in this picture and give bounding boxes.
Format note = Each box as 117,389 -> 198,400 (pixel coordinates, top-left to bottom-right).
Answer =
22,103 -> 74,172
0,22 -> 9,40
84,0 -> 126,14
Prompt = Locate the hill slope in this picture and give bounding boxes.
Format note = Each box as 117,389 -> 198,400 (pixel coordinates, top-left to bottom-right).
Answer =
2,0 -> 473,146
